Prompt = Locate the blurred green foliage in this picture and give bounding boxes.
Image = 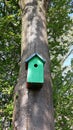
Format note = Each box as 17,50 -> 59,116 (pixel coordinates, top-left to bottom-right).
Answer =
0,0 -> 73,129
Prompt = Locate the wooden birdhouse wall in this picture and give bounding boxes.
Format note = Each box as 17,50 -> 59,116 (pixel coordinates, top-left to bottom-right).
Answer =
27,56 -> 44,83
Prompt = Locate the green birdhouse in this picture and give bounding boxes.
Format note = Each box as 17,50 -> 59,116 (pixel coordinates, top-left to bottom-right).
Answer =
25,53 -> 46,89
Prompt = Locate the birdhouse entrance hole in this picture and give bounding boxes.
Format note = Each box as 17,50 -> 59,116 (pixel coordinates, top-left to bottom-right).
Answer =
34,64 -> 38,68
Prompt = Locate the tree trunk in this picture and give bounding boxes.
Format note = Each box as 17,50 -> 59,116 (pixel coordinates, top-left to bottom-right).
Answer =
13,0 -> 55,130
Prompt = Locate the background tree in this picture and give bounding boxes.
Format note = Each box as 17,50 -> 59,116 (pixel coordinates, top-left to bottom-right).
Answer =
47,0 -> 73,129
0,0 -> 21,129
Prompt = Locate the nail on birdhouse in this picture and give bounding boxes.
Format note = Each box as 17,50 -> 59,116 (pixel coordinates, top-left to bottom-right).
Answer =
25,53 -> 46,89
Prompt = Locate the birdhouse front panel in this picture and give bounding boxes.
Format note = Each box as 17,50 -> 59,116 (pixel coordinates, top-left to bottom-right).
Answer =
27,56 -> 44,83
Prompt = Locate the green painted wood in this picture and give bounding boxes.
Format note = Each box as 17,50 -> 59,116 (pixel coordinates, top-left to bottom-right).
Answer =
27,56 -> 44,83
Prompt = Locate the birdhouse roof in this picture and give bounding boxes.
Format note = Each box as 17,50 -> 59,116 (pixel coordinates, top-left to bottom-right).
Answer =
25,53 -> 46,63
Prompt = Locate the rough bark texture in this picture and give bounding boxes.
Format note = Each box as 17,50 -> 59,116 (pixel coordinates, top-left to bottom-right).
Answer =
13,0 -> 55,130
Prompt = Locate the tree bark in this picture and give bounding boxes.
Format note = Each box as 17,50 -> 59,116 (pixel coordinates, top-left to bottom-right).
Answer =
13,0 -> 55,130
